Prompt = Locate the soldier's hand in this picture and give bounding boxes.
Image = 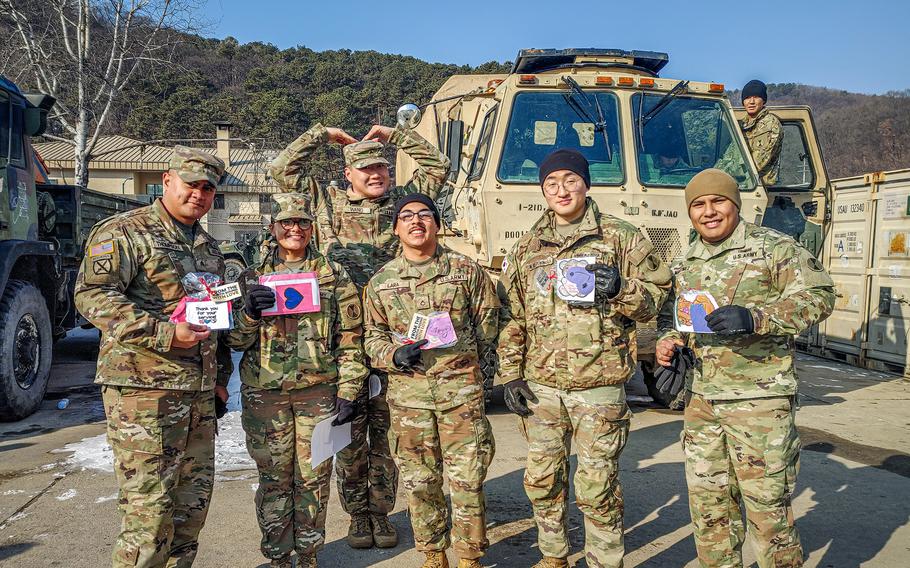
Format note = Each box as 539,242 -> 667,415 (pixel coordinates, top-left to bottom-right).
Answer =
585,263 -> 622,303
362,125 -> 394,144
654,346 -> 696,398
706,305 -> 754,335
214,385 -> 229,419
332,397 -> 358,426
173,322 -> 210,348
326,127 -> 357,145
392,339 -> 429,371
244,284 -> 276,319
504,379 -> 537,417
656,338 -> 684,367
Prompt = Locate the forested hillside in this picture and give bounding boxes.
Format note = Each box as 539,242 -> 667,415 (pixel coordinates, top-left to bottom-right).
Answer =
5,31 -> 907,179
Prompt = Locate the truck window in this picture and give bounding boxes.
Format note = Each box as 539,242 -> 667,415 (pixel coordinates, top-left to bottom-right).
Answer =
633,94 -> 755,190
0,95 -> 9,166
769,122 -> 815,190
468,106 -> 498,180
9,101 -> 24,166
497,91 -> 623,185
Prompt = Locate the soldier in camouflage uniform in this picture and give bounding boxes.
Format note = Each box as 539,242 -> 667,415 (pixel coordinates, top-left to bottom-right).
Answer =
270,122 -> 450,548
74,146 -> 232,568
224,193 -> 368,568
655,169 -> 835,568
362,194 -> 498,568
740,80 -> 783,186
498,149 -> 672,568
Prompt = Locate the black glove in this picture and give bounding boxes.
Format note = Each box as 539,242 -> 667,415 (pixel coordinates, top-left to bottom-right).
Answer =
215,394 -> 228,419
706,305 -> 754,335
504,379 -> 537,417
654,346 -> 696,398
393,339 -> 428,371
244,284 -> 276,319
332,397 -> 358,426
585,263 -> 622,303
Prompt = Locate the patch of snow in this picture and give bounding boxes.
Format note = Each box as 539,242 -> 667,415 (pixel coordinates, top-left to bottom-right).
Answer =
95,493 -> 118,504
2,490 -> 25,496
55,489 -> 77,501
251,483 -> 259,492
52,434 -> 113,473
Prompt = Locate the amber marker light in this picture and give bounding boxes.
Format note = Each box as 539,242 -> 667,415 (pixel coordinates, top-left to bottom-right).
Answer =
709,83 -> 725,92
518,75 -> 537,84
618,77 -> 635,86
596,76 -> 614,85
639,78 -> 655,88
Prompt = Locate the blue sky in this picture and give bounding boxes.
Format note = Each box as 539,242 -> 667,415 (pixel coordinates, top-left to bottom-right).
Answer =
208,0 -> 909,95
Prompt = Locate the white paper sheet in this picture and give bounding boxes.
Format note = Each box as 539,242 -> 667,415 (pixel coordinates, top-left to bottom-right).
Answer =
310,414 -> 352,467
369,374 -> 382,399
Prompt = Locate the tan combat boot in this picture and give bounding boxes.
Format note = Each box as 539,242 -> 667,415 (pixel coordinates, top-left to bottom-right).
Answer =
346,513 -> 373,548
531,557 -> 569,568
370,513 -> 399,548
456,559 -> 484,568
421,550 -> 450,568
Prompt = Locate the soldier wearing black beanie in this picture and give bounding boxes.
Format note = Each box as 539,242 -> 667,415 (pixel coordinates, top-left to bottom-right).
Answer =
741,79 -> 768,104
538,148 -> 591,189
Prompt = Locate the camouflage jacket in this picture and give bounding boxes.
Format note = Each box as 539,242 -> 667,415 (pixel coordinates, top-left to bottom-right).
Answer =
362,246 -> 499,411
224,244 -> 368,399
269,123 -> 450,288
498,199 -> 672,390
741,108 -> 783,186
74,199 -> 232,391
657,220 -> 835,400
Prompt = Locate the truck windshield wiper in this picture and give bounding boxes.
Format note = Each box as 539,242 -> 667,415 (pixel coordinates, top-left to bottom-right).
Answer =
636,80 -> 688,152
561,76 -> 611,162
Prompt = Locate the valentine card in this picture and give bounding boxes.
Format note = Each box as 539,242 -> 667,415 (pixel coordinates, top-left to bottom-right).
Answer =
406,311 -> 458,349
555,256 -> 596,303
259,272 -> 321,316
674,290 -> 719,333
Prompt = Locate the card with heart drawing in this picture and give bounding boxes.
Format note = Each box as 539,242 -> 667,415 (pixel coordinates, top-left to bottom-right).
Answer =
258,272 -> 321,316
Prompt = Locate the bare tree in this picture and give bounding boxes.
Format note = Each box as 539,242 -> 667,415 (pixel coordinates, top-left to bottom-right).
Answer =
0,0 -> 200,186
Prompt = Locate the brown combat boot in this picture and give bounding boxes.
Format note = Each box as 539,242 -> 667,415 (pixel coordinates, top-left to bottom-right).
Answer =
370,513 -> 398,548
421,550 -> 450,568
269,555 -> 293,568
347,513 -> 373,548
531,557 -> 569,568
456,559 -> 484,568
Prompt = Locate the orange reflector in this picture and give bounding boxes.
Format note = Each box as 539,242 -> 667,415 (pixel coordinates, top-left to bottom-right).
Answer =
518,74 -> 537,84
618,77 -> 634,86
596,76 -> 613,85
639,78 -> 655,88
709,83 -> 725,92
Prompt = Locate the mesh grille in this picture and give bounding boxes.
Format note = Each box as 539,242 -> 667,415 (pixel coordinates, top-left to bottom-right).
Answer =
645,227 -> 683,263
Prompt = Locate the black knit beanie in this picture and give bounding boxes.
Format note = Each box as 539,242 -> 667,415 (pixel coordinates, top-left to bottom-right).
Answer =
741,80 -> 768,103
393,193 -> 440,225
539,148 -> 591,189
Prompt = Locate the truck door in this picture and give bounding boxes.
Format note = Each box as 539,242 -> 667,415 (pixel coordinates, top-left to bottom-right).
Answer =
735,106 -> 830,257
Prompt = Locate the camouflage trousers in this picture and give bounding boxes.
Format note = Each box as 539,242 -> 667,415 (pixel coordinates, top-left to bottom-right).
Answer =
520,382 -> 631,568
102,386 -> 216,568
683,394 -> 803,568
241,383 -> 336,560
389,399 -> 495,560
335,372 -> 398,516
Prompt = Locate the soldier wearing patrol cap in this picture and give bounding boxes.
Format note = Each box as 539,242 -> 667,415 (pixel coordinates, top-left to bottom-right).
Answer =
225,193 -> 368,568
75,146 -> 232,568
655,169 -> 835,568
270,122 -> 450,549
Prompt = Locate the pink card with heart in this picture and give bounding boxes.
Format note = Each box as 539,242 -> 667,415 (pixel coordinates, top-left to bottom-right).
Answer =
258,272 -> 321,316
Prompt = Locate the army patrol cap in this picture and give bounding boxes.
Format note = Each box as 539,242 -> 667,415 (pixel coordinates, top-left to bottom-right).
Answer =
271,192 -> 315,222
343,140 -> 390,169
685,168 -> 742,209
169,145 -> 226,187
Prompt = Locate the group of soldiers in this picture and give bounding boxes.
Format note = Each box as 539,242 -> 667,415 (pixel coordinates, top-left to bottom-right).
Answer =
73,78 -> 831,568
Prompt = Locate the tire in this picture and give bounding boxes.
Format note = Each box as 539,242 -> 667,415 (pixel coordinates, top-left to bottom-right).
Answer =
0,280 -> 53,421
641,362 -> 685,411
223,257 -> 246,284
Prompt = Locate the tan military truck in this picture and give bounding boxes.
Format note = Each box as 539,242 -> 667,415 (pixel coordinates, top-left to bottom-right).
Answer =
397,48 -> 831,406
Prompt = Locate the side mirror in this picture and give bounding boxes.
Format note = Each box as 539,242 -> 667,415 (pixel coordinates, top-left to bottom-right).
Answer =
801,200 -> 818,217
396,103 -> 421,130
23,92 -> 55,137
446,120 -> 464,180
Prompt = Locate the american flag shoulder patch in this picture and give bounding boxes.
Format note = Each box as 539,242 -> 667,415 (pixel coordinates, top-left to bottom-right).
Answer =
89,240 -> 116,257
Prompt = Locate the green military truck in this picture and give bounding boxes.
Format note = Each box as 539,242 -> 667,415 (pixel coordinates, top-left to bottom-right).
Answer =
0,76 -> 143,421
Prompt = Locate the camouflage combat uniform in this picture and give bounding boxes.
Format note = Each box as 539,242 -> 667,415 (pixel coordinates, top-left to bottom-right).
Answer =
740,108 -> 783,186
270,124 -> 450,520
657,220 -> 835,568
225,195 -> 368,561
362,245 -> 498,560
498,198 -> 672,568
74,147 -> 230,568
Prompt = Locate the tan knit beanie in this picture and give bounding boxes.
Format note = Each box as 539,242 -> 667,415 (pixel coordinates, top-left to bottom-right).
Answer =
685,169 -> 741,209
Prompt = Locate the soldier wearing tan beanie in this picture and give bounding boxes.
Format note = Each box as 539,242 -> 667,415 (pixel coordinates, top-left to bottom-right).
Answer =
684,168 -> 741,210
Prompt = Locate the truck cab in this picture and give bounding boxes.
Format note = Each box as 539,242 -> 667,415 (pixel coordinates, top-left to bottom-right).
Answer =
396,48 -> 830,404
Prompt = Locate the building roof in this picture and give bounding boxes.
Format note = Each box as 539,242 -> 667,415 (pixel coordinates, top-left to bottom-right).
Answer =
34,135 -> 282,193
